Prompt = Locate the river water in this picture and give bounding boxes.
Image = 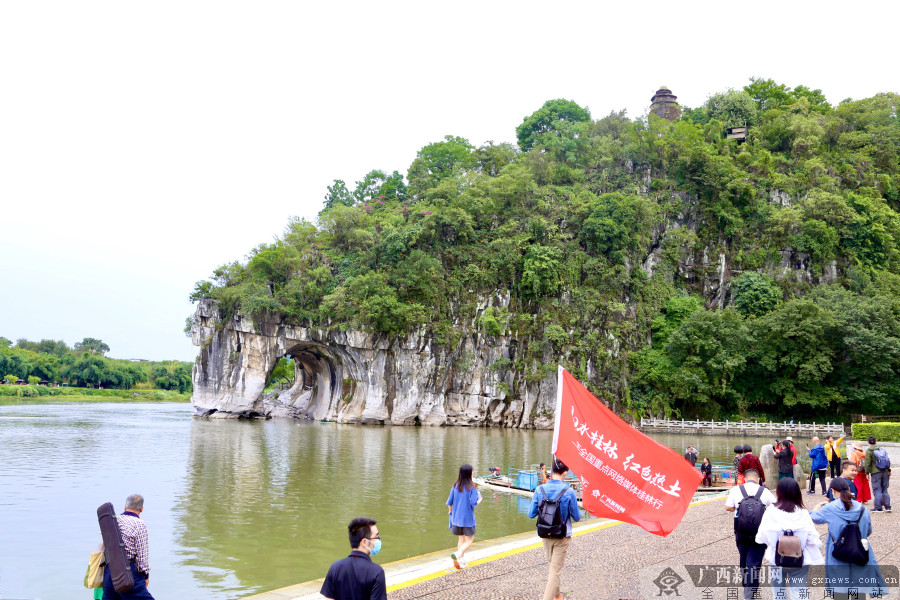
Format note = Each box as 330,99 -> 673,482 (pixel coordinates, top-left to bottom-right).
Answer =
0,403 -> 787,600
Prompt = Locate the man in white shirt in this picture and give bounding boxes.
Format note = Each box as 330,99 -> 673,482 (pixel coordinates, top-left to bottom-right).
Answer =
725,469 -> 775,600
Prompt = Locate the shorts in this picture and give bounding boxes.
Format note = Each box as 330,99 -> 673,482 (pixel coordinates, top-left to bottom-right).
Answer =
451,526 -> 475,536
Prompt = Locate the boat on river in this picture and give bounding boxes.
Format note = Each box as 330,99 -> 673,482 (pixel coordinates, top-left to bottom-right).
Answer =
474,467 -> 583,501
695,462 -> 736,492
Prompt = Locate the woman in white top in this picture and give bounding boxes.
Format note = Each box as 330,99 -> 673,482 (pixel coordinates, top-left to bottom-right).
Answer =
755,477 -> 824,600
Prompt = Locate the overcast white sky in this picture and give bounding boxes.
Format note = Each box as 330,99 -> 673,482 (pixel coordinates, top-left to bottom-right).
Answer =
1,1 -> 897,361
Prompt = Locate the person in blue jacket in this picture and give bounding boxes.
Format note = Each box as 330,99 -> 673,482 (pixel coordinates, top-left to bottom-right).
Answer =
806,436 -> 828,495
446,464 -> 482,569
528,458 -> 581,600
811,477 -> 886,599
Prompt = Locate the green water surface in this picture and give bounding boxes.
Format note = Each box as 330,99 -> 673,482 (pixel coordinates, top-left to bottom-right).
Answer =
0,403 -> 793,600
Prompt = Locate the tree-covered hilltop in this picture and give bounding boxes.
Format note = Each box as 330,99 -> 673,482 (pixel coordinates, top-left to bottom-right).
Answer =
190,79 -> 900,421
0,336 -> 192,392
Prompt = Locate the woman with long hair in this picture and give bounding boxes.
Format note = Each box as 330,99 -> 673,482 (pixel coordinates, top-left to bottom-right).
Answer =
755,478 -> 823,599
810,478 -> 885,599
446,464 -> 482,569
850,440 -> 873,503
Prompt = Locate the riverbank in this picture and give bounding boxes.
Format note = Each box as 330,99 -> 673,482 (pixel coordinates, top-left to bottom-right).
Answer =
250,444 -> 900,600
0,387 -> 190,404
242,495 -> 730,600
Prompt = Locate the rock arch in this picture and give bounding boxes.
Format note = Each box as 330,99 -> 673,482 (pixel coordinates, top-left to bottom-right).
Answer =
264,342 -> 362,421
189,299 -> 554,427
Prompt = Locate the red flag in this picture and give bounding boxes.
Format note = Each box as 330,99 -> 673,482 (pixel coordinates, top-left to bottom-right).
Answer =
552,366 -> 702,536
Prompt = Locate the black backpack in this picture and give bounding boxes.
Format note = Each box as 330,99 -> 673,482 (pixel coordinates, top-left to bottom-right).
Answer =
831,510 -> 869,566
734,484 -> 766,537
536,484 -> 568,539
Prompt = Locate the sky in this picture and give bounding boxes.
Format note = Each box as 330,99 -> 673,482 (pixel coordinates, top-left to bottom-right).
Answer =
1,1 -> 897,361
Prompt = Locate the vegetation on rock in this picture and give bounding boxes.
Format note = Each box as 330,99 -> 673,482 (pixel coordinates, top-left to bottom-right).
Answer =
191,79 -> 900,421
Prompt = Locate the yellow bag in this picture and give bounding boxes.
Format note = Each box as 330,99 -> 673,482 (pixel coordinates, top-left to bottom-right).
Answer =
84,546 -> 105,589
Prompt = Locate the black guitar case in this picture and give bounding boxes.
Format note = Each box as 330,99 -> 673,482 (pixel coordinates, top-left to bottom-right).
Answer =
97,502 -> 134,593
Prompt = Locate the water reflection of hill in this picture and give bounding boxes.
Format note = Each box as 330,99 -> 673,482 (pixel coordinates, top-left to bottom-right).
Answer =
174,418 -> 554,597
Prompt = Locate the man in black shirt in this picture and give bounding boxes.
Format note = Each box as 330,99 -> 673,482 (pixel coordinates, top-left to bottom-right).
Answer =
321,517 -> 387,600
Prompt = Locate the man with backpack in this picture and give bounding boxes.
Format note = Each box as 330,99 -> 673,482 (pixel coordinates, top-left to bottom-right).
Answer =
528,458 -> 580,600
725,469 -> 775,600
864,436 -> 892,513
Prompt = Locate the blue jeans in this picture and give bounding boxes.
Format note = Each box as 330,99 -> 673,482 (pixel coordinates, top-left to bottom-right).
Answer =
736,537 -> 766,599
102,562 -> 155,600
871,470 -> 892,511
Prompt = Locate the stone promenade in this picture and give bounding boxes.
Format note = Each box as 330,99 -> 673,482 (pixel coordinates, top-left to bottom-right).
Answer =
248,451 -> 900,600
387,489 -> 900,600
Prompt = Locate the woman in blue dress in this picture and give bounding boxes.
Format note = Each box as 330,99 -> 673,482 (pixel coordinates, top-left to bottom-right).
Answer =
810,477 -> 886,599
447,464 -> 482,569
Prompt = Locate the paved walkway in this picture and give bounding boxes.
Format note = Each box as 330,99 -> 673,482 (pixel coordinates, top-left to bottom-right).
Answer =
248,445 -> 900,600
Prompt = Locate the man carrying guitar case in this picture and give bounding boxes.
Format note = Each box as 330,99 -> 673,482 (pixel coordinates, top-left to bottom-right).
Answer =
97,495 -> 155,599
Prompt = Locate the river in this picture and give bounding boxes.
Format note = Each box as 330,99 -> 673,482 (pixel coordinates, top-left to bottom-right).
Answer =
0,403 -> 785,600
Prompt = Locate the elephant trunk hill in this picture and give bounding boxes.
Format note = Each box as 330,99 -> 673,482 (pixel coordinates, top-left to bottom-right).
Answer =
189,86 -> 900,425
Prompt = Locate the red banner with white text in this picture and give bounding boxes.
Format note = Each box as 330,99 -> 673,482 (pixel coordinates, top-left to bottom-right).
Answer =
552,367 -> 702,536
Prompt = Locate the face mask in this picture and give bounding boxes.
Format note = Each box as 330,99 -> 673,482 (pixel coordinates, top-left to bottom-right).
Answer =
369,538 -> 382,556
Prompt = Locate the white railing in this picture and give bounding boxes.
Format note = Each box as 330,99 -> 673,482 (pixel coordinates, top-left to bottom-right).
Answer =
639,417 -> 845,435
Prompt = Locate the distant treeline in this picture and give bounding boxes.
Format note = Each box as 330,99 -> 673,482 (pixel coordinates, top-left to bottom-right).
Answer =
0,337 -> 192,393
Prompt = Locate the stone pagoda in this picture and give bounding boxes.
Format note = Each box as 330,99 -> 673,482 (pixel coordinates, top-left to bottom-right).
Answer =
650,87 -> 681,121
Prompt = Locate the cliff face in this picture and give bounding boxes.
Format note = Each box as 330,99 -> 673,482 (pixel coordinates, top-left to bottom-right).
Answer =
190,188 -> 838,427
190,298 -> 557,426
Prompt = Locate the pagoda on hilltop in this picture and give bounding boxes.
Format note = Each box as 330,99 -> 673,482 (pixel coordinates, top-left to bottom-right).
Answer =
650,87 -> 681,121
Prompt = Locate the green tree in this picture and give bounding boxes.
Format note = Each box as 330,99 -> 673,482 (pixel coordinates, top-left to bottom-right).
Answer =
74,338 -> 110,356
407,136 -> 476,196
809,286 -> 900,413
516,99 -> 592,151
322,179 -> 354,211
5,374 -> 17,384
520,245 -> 563,298
744,77 -> 791,112
749,299 -> 841,409
353,170 -> 408,204
474,141 -> 518,176
270,357 -> 295,385
580,193 -> 655,263
705,90 -> 758,128
36,339 -> 70,357
731,272 -> 782,317
665,308 -> 751,417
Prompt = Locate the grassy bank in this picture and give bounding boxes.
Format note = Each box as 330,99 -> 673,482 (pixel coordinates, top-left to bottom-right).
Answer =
0,385 -> 190,405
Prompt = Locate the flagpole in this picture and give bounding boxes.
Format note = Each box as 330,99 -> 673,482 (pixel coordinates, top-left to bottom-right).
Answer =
552,365 -> 564,455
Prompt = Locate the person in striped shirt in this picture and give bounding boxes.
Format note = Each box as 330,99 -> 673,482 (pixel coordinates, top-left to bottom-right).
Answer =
102,494 -> 154,600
